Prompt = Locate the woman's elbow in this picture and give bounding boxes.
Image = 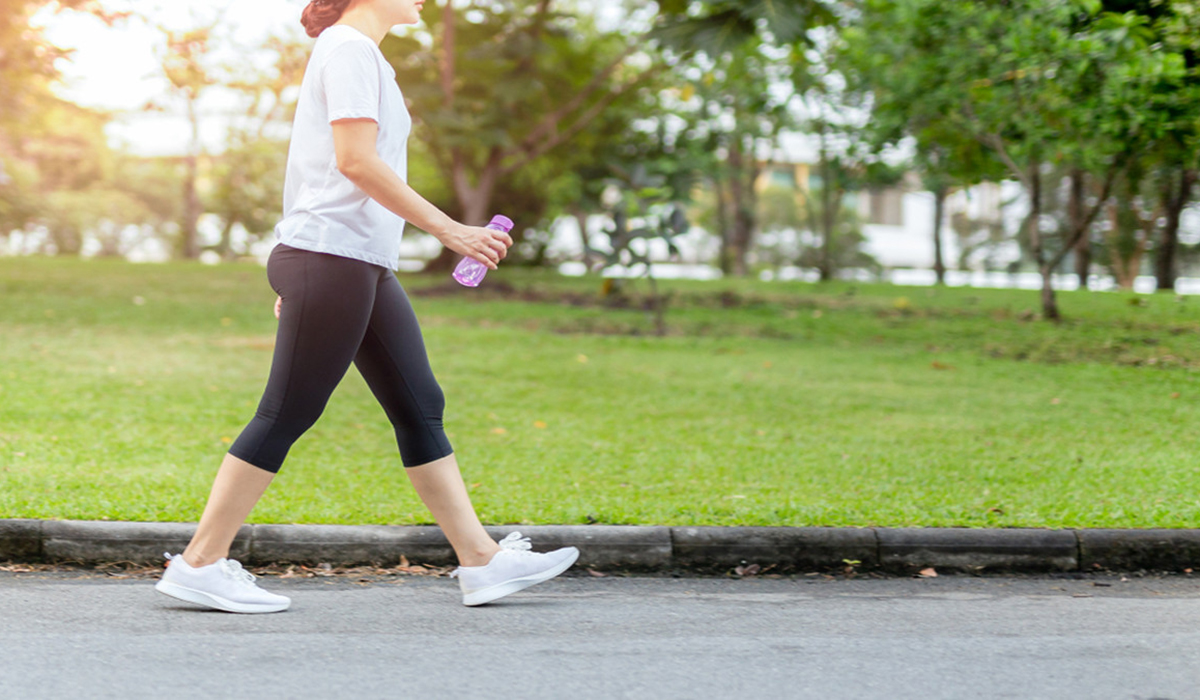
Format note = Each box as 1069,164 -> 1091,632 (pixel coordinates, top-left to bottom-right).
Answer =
336,155 -> 370,183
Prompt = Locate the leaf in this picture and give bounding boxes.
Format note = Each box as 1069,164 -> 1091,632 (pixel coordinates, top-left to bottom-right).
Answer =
735,564 -> 761,576
587,568 -> 609,578
918,567 -> 938,578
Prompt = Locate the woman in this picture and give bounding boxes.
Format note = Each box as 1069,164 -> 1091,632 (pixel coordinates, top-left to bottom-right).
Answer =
154,0 -> 578,613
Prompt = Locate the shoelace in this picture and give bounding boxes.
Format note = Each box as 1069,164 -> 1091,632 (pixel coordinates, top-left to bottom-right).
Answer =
163,551 -> 257,586
497,531 -> 534,555
218,558 -> 257,585
449,531 -> 533,578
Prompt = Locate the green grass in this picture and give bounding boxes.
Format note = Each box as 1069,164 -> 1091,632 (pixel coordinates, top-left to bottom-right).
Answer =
2,256 -> 1199,528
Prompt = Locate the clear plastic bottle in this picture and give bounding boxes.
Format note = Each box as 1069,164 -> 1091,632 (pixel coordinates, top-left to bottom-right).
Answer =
452,215 -> 514,288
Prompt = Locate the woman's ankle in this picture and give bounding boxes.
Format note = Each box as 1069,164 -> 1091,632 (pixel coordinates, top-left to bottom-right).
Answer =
457,544 -> 502,568
181,549 -> 223,568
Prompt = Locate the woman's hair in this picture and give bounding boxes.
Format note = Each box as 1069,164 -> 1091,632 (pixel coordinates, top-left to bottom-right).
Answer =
301,0 -> 354,38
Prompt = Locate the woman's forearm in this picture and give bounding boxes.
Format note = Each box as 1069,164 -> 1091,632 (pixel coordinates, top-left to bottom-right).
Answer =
339,154 -> 456,240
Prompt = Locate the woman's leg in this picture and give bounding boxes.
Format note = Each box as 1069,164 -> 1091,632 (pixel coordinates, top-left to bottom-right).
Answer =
353,272 -> 499,566
406,454 -> 500,567
180,245 -> 379,564
182,454 -> 274,567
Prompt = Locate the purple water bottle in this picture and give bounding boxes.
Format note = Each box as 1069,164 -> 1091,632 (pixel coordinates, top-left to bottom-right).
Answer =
452,215 -> 514,288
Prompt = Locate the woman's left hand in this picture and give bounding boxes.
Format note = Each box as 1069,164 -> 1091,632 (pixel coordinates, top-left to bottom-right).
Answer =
275,296 -> 282,319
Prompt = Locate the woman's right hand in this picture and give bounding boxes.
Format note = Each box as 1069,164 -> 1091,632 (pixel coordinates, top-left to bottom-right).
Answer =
439,221 -> 513,270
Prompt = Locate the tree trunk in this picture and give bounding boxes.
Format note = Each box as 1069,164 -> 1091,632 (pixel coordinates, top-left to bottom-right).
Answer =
421,150 -> 499,274
218,218 -> 236,261
1069,168 -> 1088,289
573,209 -> 593,269
727,139 -> 749,276
932,185 -> 947,285
1027,165 -> 1060,321
1155,168 -> 1195,293
819,151 -> 834,282
181,100 -> 201,260
714,174 -> 733,276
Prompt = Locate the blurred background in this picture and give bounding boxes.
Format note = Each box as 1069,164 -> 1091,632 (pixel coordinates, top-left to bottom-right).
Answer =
4,0 -> 1200,305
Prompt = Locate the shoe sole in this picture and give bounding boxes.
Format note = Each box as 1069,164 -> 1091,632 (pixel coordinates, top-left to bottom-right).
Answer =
461,548 -> 581,607
155,579 -> 290,614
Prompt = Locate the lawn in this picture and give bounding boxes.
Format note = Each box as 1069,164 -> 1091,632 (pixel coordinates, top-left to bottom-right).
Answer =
1,256 -> 1198,528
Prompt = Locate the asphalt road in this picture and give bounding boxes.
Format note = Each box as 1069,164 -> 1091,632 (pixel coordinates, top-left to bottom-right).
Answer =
1,569 -> 1198,699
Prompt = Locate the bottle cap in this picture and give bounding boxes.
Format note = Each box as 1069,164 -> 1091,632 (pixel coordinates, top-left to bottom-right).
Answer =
488,215 -> 514,232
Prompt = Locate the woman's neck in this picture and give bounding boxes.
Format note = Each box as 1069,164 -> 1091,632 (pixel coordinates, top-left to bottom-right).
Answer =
335,4 -> 390,45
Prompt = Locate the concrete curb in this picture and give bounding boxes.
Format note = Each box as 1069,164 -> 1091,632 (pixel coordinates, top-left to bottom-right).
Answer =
3,520 -> 1200,573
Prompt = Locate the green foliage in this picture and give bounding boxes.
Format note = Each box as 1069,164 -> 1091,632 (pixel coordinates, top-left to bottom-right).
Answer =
593,166 -> 690,335
652,0 -> 834,56
207,133 -> 288,256
844,0 -> 1199,316
380,1 -> 651,238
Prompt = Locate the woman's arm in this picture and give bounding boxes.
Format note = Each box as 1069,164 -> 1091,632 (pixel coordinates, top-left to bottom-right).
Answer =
332,118 -> 511,269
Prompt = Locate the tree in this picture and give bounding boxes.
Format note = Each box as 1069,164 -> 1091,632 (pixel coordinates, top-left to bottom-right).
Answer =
382,1 -> 657,272
840,14 -> 1006,285
849,0 -> 1187,320
652,0 -> 834,277
157,23 -> 220,260
0,0 -> 126,240
207,35 -> 308,260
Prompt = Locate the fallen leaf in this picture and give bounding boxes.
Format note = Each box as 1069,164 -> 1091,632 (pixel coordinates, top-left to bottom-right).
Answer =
918,567 -> 938,578
220,437 -> 232,444
1050,397 -> 1061,405
931,361 -> 954,370
1171,392 -> 1181,399
587,569 -> 608,578
735,564 -> 761,577
577,354 -> 589,364
533,420 -> 547,429
490,427 -> 508,435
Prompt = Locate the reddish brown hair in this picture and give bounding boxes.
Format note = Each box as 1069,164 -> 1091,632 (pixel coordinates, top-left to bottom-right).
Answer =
301,0 -> 353,38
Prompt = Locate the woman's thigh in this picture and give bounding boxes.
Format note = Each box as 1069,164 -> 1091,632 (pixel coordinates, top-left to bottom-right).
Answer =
352,271 -> 452,466
259,245 -> 380,423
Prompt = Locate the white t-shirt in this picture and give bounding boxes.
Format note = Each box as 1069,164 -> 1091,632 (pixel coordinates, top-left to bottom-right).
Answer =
274,25 -> 412,270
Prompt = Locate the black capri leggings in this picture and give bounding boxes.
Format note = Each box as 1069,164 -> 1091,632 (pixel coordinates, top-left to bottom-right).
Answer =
228,243 -> 453,473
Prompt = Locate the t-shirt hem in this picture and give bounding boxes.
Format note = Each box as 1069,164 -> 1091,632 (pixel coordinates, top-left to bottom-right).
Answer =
329,109 -> 379,123
273,234 -> 400,271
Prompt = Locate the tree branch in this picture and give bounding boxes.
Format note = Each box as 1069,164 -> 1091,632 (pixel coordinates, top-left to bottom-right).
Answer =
500,65 -> 659,177
512,44 -> 639,157
1044,149 -> 1134,273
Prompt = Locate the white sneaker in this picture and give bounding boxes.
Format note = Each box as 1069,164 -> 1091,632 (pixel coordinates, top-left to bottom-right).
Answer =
155,552 -> 291,614
450,532 -> 580,606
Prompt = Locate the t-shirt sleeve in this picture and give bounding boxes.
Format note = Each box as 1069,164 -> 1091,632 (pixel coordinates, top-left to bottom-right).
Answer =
321,41 -> 382,123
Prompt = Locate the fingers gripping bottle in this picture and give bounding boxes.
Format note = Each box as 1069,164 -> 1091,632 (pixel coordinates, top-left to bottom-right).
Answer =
452,215 -> 514,288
